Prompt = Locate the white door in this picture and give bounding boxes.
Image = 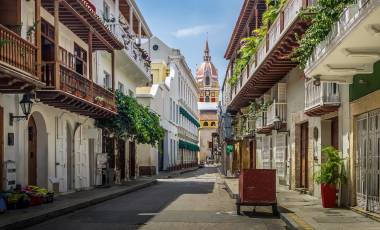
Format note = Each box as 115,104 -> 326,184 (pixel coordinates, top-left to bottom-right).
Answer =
74,126 -> 90,190
275,133 -> 287,178
356,110 -> 380,213
56,118 -> 67,192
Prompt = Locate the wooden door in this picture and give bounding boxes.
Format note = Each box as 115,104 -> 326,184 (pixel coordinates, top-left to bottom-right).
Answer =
300,123 -> 309,188
129,141 -> 136,178
0,107 -> 3,191
331,117 -> 339,150
249,140 -> 256,169
118,140 -> 126,180
28,116 -> 37,185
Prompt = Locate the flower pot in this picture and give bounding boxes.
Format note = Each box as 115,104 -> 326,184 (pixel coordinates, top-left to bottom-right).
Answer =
321,183 -> 336,208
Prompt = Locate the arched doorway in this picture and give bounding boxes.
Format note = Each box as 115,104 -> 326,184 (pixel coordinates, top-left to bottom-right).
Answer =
28,116 -> 37,185
28,112 -> 48,187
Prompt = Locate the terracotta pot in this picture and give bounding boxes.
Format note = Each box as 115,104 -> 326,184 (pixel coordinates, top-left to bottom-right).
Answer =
321,183 -> 337,208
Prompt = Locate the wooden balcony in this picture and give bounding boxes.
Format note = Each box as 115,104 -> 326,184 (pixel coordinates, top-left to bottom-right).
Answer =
36,48 -> 116,118
255,112 -> 271,135
227,0 -> 315,111
41,0 -> 123,51
305,81 -> 340,116
0,24 -> 45,92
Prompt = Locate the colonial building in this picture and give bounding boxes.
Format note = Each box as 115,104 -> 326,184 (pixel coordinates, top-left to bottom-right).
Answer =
197,40 -> 219,163
0,0 -> 152,193
138,36 -> 199,174
221,0 -> 380,217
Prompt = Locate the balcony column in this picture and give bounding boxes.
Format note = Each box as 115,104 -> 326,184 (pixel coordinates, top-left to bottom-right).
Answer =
280,10 -> 284,32
129,6 -> 134,34
54,0 -> 60,89
35,0 -> 42,80
138,22 -> 142,45
114,0 -> 120,23
88,30 -> 94,99
111,50 -> 115,92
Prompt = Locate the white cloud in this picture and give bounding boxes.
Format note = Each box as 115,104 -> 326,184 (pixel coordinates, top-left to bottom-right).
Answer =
171,25 -> 218,38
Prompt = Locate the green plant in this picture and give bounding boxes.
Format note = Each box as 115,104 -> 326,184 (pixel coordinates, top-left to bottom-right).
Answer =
315,146 -> 346,185
26,20 -> 39,38
228,0 -> 287,87
96,90 -> 165,147
95,96 -> 105,102
293,0 -> 355,68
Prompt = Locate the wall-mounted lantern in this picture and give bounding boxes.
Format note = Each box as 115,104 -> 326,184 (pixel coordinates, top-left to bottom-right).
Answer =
10,93 -> 33,124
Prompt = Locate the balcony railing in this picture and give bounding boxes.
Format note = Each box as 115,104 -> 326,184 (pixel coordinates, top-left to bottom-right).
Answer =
255,112 -> 267,130
306,0 -> 373,71
231,0 -> 315,103
0,24 -> 37,77
106,22 -> 151,80
266,101 -> 287,126
305,81 -> 340,111
41,48 -> 116,112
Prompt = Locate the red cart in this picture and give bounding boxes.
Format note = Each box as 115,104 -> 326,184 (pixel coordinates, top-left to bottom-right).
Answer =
236,169 -> 277,215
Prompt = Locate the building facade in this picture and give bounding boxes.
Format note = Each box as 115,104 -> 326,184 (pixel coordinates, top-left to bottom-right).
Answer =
197,40 -> 219,163
220,0 -> 380,217
137,36 -> 199,174
0,0 -> 152,193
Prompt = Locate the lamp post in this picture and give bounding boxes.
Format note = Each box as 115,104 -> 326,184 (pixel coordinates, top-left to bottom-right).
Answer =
273,116 -> 282,131
10,93 -> 33,124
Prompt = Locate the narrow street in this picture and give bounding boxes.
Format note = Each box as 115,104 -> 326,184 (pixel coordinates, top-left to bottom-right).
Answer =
25,167 -> 285,230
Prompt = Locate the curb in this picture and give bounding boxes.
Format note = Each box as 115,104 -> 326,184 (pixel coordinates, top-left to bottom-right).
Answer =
0,180 -> 157,230
179,167 -> 199,175
223,181 -> 238,199
279,211 -> 315,230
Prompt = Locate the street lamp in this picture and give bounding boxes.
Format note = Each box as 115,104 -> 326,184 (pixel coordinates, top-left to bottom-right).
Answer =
273,116 -> 282,131
10,93 -> 33,123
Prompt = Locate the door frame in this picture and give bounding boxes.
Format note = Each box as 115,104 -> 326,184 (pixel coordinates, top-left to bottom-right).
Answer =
299,122 -> 309,189
0,107 -> 3,191
129,141 -> 136,178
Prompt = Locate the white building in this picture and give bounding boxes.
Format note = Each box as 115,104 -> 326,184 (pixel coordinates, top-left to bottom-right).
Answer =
136,37 -> 199,174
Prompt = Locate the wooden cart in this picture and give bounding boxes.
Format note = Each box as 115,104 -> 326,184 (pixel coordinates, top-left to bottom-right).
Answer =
236,169 -> 278,215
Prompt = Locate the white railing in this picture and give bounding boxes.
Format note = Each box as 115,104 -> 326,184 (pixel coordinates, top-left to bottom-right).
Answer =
229,0 -> 314,105
305,81 -> 340,111
255,112 -> 267,130
105,22 -> 151,80
266,101 -> 287,126
306,0 -> 374,70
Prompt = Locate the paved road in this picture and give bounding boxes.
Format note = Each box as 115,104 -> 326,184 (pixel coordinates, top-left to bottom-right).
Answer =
26,167 -> 285,230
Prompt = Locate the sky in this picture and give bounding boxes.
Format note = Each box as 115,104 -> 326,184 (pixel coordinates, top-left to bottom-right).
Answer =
135,0 -> 244,85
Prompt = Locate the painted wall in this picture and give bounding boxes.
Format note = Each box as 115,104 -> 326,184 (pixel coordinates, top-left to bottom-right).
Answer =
350,61 -> 380,102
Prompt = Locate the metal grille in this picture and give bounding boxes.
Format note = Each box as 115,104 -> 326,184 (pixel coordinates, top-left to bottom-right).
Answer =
356,109 -> 380,213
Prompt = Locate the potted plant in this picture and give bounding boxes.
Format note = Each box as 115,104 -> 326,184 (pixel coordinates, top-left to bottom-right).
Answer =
95,96 -> 105,106
315,146 -> 346,208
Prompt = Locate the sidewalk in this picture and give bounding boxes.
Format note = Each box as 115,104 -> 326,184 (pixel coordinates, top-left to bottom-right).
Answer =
0,167 -> 199,230
222,177 -> 380,230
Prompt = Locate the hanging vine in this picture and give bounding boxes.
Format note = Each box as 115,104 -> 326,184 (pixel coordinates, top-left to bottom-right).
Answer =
228,0 -> 287,86
292,0 -> 355,68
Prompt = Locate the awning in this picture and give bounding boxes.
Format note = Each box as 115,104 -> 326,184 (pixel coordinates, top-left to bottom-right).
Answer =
180,107 -> 200,127
179,140 -> 200,151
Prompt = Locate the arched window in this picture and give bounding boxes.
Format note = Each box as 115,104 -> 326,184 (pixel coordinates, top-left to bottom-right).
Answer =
205,76 -> 210,86
205,96 -> 210,102
211,122 -> 216,127
203,121 -> 208,127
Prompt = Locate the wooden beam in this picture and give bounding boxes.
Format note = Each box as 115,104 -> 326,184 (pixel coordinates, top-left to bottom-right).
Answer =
35,0 -> 42,80
88,30 -> 94,102
54,0 -> 61,89
111,51 -> 115,92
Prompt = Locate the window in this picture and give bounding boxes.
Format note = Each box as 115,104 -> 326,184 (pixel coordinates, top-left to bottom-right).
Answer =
208,141 -> 212,149
211,122 -> 216,127
129,89 -> 134,97
205,76 -> 210,86
205,96 -> 210,102
103,1 -> 110,20
118,82 -> 124,93
74,43 -> 87,76
170,98 -> 173,121
203,121 -> 208,127
103,71 -> 111,89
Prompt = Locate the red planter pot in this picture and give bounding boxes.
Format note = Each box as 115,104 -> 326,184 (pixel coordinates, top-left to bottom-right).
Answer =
321,184 -> 336,208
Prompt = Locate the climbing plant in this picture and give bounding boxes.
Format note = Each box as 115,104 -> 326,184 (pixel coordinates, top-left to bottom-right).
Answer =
293,0 -> 355,68
96,90 -> 165,147
228,0 -> 287,86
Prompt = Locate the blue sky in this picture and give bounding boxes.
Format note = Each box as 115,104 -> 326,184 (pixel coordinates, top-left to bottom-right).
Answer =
136,0 -> 243,85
